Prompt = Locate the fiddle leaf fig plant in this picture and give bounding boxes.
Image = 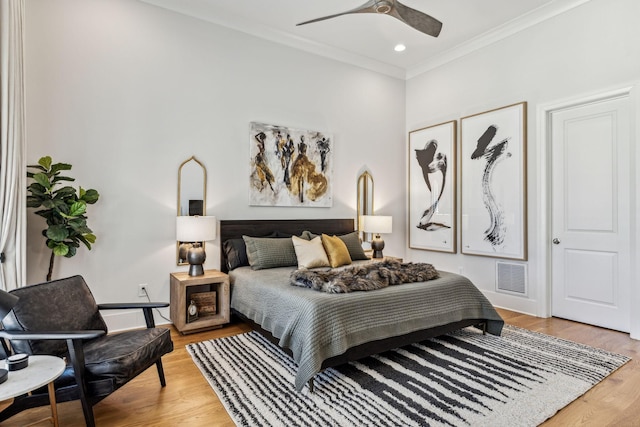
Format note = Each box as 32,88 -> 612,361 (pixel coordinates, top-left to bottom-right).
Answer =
27,156 -> 100,281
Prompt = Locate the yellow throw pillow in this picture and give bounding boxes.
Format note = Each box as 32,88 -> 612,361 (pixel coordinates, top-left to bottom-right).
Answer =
292,235 -> 330,269
321,234 -> 352,268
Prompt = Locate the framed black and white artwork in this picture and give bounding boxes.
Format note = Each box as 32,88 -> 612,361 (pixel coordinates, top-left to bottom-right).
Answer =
460,102 -> 527,260
408,120 -> 456,253
249,122 -> 332,207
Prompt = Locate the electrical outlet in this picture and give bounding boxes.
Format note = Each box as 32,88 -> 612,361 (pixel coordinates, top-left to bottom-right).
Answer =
138,284 -> 148,297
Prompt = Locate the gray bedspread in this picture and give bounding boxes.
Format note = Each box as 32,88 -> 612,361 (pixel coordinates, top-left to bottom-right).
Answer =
230,262 -> 504,391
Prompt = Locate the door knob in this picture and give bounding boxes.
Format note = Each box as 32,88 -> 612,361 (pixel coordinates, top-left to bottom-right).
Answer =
552,238 -> 560,244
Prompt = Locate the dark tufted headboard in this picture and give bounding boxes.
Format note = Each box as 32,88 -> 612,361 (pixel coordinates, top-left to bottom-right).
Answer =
219,218 -> 355,273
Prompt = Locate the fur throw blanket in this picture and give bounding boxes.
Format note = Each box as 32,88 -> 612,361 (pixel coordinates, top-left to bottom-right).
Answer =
290,260 -> 439,293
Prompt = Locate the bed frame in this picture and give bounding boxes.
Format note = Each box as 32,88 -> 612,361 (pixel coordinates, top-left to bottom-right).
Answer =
220,218 -> 485,390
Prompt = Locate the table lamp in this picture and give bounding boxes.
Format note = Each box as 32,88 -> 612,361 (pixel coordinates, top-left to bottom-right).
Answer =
361,215 -> 393,258
0,290 -> 19,384
176,216 -> 217,276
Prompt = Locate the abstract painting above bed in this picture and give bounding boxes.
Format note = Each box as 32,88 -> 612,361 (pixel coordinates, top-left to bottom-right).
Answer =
249,122 -> 333,207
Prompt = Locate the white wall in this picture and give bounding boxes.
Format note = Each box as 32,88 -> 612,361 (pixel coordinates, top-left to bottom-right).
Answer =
406,0 -> 640,321
24,0 -> 406,330
25,0 -> 639,332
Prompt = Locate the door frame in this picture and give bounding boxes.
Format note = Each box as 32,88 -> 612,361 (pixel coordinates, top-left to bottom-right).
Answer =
535,83 -> 640,339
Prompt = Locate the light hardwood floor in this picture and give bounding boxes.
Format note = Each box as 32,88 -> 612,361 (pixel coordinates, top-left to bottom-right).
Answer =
4,309 -> 640,426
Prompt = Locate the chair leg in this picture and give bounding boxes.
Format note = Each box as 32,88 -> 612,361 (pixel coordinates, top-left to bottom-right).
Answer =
156,359 -> 167,387
67,338 -> 96,427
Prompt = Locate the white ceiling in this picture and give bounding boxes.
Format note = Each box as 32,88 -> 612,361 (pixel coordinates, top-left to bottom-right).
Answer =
139,0 -> 591,79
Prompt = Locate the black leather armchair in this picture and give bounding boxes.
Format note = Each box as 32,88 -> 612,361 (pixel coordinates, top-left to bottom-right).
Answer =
0,275 -> 174,427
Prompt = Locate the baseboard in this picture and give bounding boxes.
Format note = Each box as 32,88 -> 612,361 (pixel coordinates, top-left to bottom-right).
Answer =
101,308 -> 172,332
481,289 -> 539,317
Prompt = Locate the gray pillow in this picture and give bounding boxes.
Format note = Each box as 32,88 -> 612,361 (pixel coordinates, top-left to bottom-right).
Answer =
242,235 -> 298,270
223,231 -> 280,270
301,230 -> 369,261
338,231 -> 370,261
223,238 -> 249,271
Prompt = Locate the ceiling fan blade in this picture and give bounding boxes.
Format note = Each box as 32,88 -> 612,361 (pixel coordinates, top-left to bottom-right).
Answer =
391,1 -> 442,37
296,0 -> 377,27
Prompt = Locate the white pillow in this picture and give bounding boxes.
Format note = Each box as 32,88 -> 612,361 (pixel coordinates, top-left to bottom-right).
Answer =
292,235 -> 330,269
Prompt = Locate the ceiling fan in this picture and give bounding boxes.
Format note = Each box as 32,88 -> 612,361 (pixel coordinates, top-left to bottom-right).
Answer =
296,0 -> 443,38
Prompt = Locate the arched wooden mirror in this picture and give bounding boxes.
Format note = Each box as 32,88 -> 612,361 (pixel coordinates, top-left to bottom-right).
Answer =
177,156 -> 207,265
357,170 -> 374,243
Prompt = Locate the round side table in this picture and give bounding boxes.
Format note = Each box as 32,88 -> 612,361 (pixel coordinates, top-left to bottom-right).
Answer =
0,355 -> 65,427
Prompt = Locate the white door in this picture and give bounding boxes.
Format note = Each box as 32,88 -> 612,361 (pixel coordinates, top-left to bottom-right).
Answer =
551,94 -> 631,332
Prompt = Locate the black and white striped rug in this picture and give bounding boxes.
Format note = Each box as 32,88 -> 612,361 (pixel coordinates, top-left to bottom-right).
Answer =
187,325 -> 629,426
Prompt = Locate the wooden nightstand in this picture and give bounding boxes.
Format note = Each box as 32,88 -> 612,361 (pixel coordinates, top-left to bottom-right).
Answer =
170,270 -> 230,334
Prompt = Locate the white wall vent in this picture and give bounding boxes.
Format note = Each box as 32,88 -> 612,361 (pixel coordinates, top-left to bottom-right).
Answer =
495,262 -> 528,297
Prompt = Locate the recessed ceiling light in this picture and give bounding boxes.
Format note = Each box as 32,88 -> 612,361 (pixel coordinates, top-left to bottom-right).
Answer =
394,44 -> 406,52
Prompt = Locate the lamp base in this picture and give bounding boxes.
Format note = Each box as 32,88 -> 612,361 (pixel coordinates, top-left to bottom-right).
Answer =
188,264 -> 204,276
371,235 -> 385,259
187,243 -> 206,276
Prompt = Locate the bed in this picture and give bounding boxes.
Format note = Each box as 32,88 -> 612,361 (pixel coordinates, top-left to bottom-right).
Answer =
220,218 -> 504,391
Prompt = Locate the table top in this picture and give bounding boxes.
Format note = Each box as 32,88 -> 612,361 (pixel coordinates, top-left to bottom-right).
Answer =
0,355 -> 65,401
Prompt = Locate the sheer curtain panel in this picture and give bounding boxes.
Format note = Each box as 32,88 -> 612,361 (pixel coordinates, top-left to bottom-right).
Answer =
0,0 -> 26,290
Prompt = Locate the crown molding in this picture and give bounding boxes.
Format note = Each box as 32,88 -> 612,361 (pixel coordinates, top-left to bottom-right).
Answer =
140,0 -> 592,81
139,0 -> 406,79
406,0 -> 593,79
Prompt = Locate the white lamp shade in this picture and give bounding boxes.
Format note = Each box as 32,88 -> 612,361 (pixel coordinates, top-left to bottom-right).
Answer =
176,216 -> 216,242
361,215 -> 392,234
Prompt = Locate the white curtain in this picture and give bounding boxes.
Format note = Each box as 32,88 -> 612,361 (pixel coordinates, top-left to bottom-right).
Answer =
0,0 -> 26,291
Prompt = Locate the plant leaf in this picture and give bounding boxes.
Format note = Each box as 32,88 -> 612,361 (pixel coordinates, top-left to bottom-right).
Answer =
50,163 -> 72,174
65,239 -> 80,248
41,199 -> 57,209
33,173 -> 52,190
26,196 -> 42,208
27,183 -> 47,196
38,156 -> 52,170
53,243 -> 69,256
82,189 -> 99,204
77,234 -> 94,250
47,225 -> 69,241
52,176 -> 75,183
53,186 -> 77,198
67,217 -> 87,228
68,201 -> 87,217
64,245 -> 77,258
26,165 -> 47,173
73,226 -> 92,235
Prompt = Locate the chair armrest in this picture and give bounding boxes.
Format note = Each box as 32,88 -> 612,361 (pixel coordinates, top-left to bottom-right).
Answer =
0,330 -> 105,341
98,302 -> 169,310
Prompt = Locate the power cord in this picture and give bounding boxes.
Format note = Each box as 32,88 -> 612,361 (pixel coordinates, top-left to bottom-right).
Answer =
141,287 -> 172,324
